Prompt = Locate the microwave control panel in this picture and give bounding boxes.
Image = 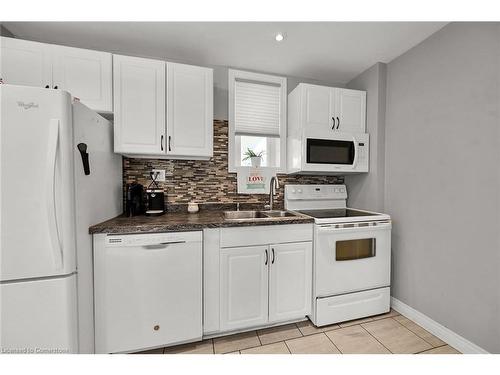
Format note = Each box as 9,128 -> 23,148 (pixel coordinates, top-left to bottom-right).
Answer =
357,142 -> 368,165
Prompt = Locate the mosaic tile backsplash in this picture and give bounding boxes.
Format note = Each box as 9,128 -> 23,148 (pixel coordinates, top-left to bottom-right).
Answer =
123,120 -> 343,210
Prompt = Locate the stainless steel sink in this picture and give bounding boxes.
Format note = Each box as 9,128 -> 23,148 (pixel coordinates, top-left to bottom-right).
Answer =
263,210 -> 297,218
223,210 -> 299,221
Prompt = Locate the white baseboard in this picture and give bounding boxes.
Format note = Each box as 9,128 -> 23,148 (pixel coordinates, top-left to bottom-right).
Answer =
391,297 -> 489,354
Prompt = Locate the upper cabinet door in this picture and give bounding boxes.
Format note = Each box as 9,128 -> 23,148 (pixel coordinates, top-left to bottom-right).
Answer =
335,88 -> 366,133
220,246 -> 269,331
0,37 -> 52,88
52,45 -> 112,113
113,55 -> 165,155
269,242 -> 312,323
166,62 -> 213,158
303,84 -> 336,131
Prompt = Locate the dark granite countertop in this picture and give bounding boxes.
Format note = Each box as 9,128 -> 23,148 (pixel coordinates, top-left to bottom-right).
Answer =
89,209 -> 314,235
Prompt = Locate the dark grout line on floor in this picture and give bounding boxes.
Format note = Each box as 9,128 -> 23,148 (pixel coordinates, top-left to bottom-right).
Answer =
322,331 -> 343,354
359,321 -> 394,354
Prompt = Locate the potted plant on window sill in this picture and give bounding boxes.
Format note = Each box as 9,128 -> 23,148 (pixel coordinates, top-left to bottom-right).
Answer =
242,148 -> 265,168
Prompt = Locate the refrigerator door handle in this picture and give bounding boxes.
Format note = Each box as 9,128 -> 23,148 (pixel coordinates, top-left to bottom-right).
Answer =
46,119 -> 63,269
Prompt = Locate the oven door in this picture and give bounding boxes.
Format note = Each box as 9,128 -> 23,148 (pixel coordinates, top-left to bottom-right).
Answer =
314,222 -> 391,297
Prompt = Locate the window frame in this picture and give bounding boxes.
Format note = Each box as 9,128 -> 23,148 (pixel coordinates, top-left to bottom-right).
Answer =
228,69 -> 287,173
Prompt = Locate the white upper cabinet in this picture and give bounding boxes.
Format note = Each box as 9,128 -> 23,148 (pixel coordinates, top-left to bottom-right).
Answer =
294,83 -> 366,134
113,54 -> 165,155
0,37 -> 112,113
304,84 -> 336,131
335,88 -> 366,133
220,246 -> 269,331
52,45 -> 112,113
113,58 -> 213,159
269,242 -> 312,323
0,37 -> 52,88
166,62 -> 213,158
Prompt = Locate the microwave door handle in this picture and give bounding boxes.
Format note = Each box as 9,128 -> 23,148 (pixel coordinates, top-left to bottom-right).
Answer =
352,138 -> 359,168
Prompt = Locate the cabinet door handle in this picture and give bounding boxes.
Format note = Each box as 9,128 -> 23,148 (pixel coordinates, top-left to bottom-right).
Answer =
168,136 -> 172,152
336,117 -> 340,130
45,85 -> 50,89
54,85 -> 58,89
161,135 -> 164,151
331,117 -> 335,130
271,248 -> 275,264
265,249 -> 268,265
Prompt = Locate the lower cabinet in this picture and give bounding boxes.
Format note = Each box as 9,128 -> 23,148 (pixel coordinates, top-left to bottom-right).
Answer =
220,246 -> 269,331
269,242 -> 312,323
220,241 -> 312,331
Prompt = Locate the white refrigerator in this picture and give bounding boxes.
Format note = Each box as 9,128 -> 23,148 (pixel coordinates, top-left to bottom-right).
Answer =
0,84 -> 122,354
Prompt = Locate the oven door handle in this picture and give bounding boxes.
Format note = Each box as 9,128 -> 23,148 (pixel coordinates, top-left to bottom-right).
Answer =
317,222 -> 392,233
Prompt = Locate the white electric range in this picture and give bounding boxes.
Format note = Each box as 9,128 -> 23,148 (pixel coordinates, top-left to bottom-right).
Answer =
285,184 -> 392,326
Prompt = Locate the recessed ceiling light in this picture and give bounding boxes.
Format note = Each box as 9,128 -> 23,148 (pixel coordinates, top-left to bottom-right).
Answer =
275,33 -> 284,42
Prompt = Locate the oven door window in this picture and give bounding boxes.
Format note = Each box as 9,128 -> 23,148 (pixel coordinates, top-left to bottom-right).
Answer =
336,238 -> 376,261
306,138 -> 355,165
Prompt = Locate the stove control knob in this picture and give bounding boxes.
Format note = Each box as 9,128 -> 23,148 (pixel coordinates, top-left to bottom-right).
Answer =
297,189 -> 302,193
292,189 -> 296,193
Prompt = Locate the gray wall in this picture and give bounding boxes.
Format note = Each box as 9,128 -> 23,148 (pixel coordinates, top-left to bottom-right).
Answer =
0,24 -> 15,37
385,22 -> 500,353
345,62 -> 387,212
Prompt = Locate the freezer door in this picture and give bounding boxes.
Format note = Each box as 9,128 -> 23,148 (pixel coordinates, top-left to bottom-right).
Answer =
72,101 -> 122,353
0,85 -> 76,281
0,274 -> 78,353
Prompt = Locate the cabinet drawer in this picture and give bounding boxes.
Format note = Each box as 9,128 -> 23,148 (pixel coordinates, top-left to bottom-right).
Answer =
220,224 -> 313,248
315,287 -> 390,327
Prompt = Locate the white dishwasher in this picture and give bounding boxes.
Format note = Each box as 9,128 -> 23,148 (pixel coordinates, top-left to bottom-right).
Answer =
94,231 -> 202,353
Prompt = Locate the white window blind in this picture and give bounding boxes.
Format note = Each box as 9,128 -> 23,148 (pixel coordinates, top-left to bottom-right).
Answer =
234,79 -> 281,137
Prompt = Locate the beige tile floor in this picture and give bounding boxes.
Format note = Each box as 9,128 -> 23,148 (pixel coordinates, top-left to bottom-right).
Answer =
135,309 -> 461,355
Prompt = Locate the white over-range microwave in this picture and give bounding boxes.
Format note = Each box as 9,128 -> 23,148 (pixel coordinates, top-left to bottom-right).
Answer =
287,130 -> 369,174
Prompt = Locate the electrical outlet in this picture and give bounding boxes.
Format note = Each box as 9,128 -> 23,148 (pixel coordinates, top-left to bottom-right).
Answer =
151,169 -> 166,182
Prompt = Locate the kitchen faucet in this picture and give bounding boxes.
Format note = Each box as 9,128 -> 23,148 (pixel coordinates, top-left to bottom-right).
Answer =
267,176 -> 279,210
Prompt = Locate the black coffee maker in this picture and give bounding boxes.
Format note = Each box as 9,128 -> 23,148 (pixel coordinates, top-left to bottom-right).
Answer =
146,171 -> 165,216
126,182 -> 145,216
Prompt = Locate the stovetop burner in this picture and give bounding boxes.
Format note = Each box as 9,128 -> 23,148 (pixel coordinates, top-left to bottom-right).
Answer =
296,208 -> 378,219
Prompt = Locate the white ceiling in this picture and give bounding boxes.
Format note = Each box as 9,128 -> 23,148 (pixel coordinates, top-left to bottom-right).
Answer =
2,22 -> 447,83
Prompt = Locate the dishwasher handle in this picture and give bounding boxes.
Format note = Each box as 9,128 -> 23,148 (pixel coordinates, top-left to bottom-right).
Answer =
105,231 -> 202,247
142,241 -> 186,250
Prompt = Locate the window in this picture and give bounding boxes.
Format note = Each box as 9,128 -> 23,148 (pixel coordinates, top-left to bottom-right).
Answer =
228,69 -> 287,172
